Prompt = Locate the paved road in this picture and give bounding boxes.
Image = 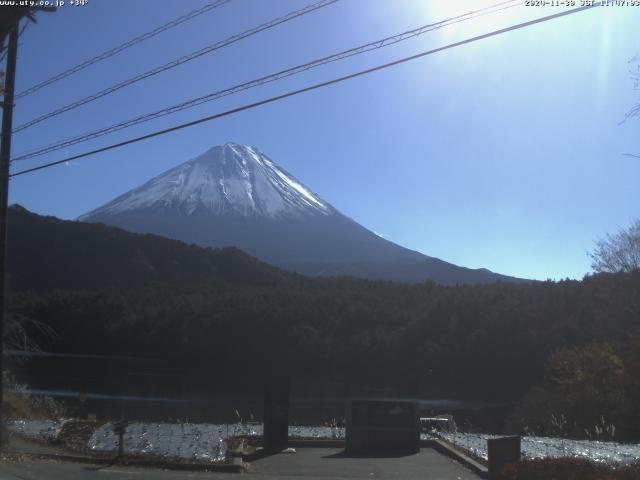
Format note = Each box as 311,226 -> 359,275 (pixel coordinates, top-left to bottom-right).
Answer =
0,461 -> 238,480
248,447 -> 481,479
0,448 -> 480,479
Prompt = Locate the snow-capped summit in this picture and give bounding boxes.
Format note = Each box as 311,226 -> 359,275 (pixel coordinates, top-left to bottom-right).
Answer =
80,143 -> 332,220
80,143 -> 524,285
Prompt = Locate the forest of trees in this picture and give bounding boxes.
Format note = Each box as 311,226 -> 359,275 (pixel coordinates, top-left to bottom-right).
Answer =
7,271 -> 640,438
6,206 -> 640,440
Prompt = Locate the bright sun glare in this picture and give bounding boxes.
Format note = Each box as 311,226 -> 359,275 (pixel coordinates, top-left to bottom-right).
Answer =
422,0 -> 521,37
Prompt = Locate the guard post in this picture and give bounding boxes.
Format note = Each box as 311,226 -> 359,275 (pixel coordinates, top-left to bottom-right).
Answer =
113,419 -> 129,462
487,435 -> 521,480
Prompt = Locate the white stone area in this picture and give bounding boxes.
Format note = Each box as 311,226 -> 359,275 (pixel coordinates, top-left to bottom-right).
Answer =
88,422 -> 344,463
6,419 -> 67,441
439,432 -> 640,466
6,419 -> 345,464
89,422 -> 228,463
9,420 -> 640,465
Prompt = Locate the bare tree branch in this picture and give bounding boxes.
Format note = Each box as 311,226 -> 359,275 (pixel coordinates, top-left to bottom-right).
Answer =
622,55 -> 640,123
589,219 -> 640,273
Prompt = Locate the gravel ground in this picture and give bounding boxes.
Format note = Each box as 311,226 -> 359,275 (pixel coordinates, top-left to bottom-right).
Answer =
6,419 -> 68,442
439,431 -> 640,465
18,419 -> 639,467
7,420 -> 344,464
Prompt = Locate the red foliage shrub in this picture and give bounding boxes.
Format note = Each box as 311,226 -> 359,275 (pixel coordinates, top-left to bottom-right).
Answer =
501,458 -> 640,480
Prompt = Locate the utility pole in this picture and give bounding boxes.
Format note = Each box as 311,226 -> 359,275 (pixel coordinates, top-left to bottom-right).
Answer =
0,16 -> 18,448
0,5 -> 55,448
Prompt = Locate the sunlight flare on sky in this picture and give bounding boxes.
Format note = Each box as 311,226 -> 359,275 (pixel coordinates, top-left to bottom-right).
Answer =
418,0 -> 521,38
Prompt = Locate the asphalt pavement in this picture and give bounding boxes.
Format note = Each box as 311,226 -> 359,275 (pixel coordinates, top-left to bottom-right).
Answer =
0,447 -> 481,480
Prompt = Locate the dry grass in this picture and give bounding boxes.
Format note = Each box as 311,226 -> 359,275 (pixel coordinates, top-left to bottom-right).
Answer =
2,373 -> 64,420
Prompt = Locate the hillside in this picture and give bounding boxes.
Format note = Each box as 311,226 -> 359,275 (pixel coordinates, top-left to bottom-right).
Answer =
7,205 -> 295,292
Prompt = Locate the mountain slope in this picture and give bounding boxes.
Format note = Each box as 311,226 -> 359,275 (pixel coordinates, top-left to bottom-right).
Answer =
80,143 -> 525,285
7,205 -> 295,292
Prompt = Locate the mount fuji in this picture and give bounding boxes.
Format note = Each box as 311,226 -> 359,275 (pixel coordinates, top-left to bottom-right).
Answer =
79,143 -> 523,284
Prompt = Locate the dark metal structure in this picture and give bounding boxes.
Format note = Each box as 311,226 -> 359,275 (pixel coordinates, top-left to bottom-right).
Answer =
346,399 -> 420,455
263,376 -> 289,452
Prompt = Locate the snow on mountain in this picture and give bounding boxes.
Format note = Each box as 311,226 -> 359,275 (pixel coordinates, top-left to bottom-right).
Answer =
80,143 -> 332,220
80,143 -> 526,285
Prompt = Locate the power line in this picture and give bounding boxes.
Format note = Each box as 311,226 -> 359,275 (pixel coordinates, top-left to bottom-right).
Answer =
9,4 -> 596,178
12,0 -> 522,163
14,0 -> 232,99
12,0 -> 339,133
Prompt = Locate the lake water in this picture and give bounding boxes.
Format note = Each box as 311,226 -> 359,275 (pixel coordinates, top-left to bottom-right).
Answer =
17,387 -> 509,428
9,352 -> 511,427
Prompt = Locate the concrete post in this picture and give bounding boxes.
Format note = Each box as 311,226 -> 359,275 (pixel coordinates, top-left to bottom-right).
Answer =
487,435 -> 521,480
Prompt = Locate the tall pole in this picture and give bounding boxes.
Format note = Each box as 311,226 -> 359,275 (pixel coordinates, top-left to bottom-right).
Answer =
0,19 -> 18,447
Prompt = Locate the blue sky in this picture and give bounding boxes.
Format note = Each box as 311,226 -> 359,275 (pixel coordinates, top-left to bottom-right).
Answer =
6,0 -> 639,281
